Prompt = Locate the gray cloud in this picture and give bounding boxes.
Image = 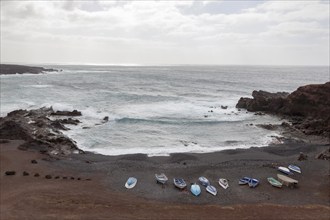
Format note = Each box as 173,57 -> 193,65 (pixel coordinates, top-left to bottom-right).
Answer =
1,1 -> 329,65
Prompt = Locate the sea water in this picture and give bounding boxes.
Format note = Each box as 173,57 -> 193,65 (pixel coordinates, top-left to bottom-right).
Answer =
1,65 -> 328,156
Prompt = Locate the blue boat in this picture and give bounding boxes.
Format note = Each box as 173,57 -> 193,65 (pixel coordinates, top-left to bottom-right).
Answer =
173,178 -> 187,189
248,178 -> 259,188
190,183 -> 201,196
125,177 -> 137,189
198,176 -> 210,186
288,165 -> 301,174
239,177 -> 251,185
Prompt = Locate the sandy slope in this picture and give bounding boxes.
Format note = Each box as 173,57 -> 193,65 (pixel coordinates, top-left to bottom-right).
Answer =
1,140 -> 329,220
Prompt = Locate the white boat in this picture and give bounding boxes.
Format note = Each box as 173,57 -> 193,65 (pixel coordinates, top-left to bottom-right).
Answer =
277,174 -> 298,187
288,165 -> 301,174
155,173 -> 168,184
125,177 -> 137,189
206,185 -> 217,196
218,178 -> 229,189
278,166 -> 293,175
173,178 -> 187,189
198,176 -> 210,186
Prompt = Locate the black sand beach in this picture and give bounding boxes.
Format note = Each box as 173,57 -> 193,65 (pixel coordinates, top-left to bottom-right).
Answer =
1,139 -> 329,219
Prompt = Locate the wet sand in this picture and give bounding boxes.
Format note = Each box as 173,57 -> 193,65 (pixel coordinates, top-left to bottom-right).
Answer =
1,140 -> 329,219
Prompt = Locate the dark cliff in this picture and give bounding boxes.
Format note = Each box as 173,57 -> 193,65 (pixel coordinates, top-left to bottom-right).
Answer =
236,82 -> 330,138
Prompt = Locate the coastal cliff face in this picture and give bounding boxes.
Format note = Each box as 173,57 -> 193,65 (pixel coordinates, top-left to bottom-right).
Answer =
0,108 -> 83,156
237,82 -> 330,138
0,64 -> 58,75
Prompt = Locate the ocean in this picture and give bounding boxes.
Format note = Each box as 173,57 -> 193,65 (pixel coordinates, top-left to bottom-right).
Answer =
1,65 -> 329,156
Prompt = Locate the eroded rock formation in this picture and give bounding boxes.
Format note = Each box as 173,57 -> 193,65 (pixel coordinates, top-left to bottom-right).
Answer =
0,107 -> 83,156
237,82 -> 330,138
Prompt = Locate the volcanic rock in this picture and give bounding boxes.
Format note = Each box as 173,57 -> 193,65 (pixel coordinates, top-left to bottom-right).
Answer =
236,82 -> 330,138
0,64 -> 58,75
5,171 -> 16,176
0,107 -> 82,156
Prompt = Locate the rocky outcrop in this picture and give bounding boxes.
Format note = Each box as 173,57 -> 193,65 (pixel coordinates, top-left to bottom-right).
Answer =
236,82 -> 330,138
0,64 -> 58,75
0,107 -> 83,156
236,91 -> 289,112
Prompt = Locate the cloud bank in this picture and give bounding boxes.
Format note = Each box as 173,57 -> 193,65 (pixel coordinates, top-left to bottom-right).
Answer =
1,1 -> 329,65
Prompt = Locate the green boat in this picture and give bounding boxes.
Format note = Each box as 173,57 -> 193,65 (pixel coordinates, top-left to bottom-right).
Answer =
267,177 -> 282,188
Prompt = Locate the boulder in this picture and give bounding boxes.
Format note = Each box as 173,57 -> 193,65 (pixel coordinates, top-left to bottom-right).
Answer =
5,171 -> 16,175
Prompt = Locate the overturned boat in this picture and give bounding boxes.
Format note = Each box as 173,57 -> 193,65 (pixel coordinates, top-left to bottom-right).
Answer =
288,165 -> 301,174
239,177 -> 251,185
278,166 -> 293,175
199,176 -> 210,187
277,174 -> 298,187
206,185 -> 217,196
219,178 -> 229,189
267,177 -> 282,188
125,177 -> 137,189
248,178 -> 259,188
190,183 -> 201,196
155,173 -> 168,184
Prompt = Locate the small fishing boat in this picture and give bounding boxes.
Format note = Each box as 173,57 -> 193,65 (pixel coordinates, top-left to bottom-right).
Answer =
219,178 -> 229,189
125,177 -> 137,189
173,178 -> 187,189
206,185 -> 217,196
248,178 -> 259,188
198,176 -> 210,186
278,166 -> 293,175
155,173 -> 168,184
277,174 -> 298,187
190,183 -> 201,196
288,165 -> 301,174
267,177 -> 282,188
239,177 -> 251,185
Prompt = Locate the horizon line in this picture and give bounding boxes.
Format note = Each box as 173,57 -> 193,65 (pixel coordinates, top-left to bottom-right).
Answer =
1,61 -> 329,67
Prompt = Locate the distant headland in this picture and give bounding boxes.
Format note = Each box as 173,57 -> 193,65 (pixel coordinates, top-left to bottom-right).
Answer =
0,64 -> 58,75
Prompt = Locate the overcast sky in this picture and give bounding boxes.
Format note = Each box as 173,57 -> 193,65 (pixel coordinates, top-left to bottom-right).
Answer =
1,0 -> 329,65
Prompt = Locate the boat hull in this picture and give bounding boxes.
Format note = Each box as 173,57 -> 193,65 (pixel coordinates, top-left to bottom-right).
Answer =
125,177 -> 137,189
191,184 -> 201,196
199,176 -> 210,187
219,178 -> 229,189
278,166 -> 293,175
288,165 -> 301,174
267,177 -> 282,188
239,177 -> 251,185
173,178 -> 187,189
206,185 -> 217,196
248,178 -> 259,188
155,173 -> 168,184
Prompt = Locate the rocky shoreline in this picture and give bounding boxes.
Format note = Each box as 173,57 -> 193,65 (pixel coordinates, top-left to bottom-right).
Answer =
0,107 -> 83,156
237,82 -> 330,139
1,82 -> 330,219
0,64 -> 58,75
